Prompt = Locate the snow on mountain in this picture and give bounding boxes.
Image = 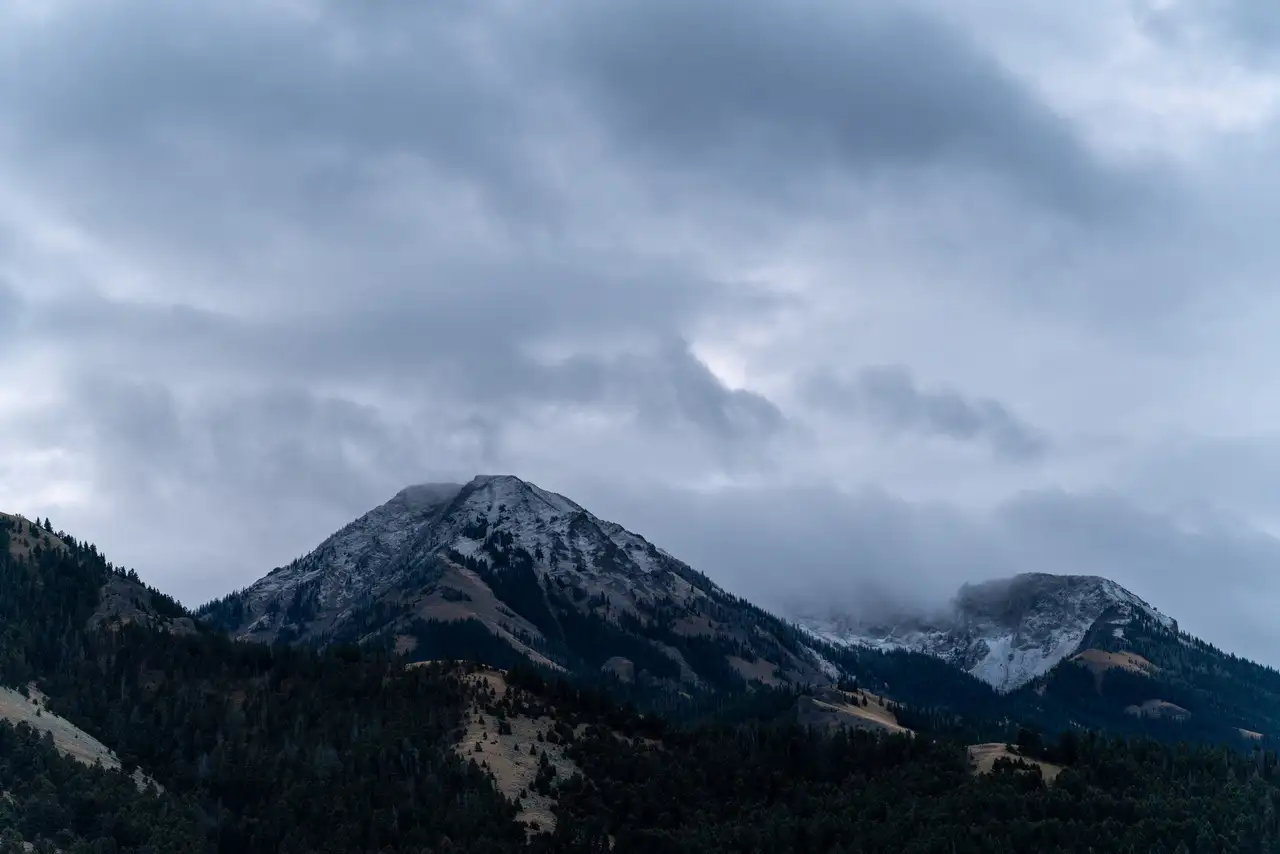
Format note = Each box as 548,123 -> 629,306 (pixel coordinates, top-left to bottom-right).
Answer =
222,475 -> 701,642
797,573 -> 1175,693
247,482 -> 461,611
202,475 -> 835,689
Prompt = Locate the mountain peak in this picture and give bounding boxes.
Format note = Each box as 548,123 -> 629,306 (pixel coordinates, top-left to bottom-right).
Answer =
468,473 -> 527,486
799,572 -> 1175,693
200,476 -> 839,692
465,473 -> 580,505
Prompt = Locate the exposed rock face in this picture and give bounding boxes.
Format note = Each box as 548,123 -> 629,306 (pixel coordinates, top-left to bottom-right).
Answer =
89,575 -> 198,636
798,573 -> 1175,693
200,475 -> 837,690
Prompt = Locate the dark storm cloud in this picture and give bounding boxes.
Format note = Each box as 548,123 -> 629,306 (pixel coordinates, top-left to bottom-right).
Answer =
804,366 -> 1049,461
543,0 -> 1143,217
1,2 -> 547,215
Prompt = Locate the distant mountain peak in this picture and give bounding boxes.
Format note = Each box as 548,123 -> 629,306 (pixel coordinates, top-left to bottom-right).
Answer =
798,572 -> 1175,693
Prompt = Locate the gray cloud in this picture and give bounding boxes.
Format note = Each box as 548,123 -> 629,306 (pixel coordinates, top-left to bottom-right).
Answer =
0,281 -> 21,343
1,0 -> 1279,670
22,287 -> 781,443
542,0 -> 1150,218
579,479 -> 1280,666
804,366 -> 1049,461
534,340 -> 786,440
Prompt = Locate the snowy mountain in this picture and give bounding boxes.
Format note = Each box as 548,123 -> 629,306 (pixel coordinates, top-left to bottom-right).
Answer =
196,487 -> 1280,742
798,573 -> 1176,693
199,475 -> 838,692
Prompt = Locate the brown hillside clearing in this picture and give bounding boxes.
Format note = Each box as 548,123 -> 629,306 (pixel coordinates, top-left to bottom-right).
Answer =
1071,648 -> 1157,676
968,743 -> 1063,783
798,687 -> 911,735
452,668 -> 581,836
1125,699 -> 1190,721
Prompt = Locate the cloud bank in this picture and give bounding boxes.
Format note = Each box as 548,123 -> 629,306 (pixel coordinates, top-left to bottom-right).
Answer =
3,0 -> 1280,663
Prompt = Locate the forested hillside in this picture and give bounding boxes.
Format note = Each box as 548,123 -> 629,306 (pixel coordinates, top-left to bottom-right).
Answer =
8,512 -> 1280,852
0,514 -> 529,852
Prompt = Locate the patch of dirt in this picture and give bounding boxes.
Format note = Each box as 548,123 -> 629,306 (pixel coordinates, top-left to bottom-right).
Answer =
728,655 -> 780,686
1072,649 -> 1158,692
797,687 -> 911,735
453,668 -> 581,836
968,743 -> 1063,783
1125,699 -> 1190,721
0,685 -> 160,792
393,634 -> 418,655
1072,649 -> 1156,676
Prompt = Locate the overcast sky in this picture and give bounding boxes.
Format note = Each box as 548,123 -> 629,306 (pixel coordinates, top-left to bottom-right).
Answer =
5,0 -> 1280,662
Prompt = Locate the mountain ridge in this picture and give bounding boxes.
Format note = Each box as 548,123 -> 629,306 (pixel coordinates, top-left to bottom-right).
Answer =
10,506 -> 1280,851
195,474 -> 1280,749
198,474 -> 840,694
797,572 -> 1176,693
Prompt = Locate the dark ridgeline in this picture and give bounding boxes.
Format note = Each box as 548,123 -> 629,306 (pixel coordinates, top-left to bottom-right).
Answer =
3,503 -> 1280,852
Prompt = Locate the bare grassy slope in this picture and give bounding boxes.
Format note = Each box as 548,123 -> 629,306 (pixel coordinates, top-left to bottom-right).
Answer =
0,685 -> 159,791
797,687 -> 911,735
0,512 -> 69,560
451,668 -> 581,835
968,743 -> 1063,783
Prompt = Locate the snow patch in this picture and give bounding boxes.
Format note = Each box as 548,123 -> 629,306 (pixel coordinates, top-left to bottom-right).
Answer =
802,645 -> 843,681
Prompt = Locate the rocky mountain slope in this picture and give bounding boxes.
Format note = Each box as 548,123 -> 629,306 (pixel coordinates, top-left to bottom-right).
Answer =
799,571 -> 1280,745
195,478 -> 1280,746
798,573 -> 1176,693
10,506 -> 1280,852
199,475 -> 840,695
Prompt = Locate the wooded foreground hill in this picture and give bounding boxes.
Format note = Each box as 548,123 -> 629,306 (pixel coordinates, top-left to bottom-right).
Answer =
4,512 -> 1280,852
